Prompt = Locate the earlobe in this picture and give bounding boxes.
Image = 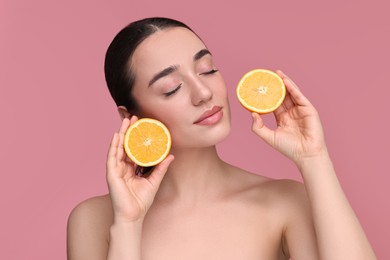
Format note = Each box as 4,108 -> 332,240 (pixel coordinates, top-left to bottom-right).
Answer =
117,106 -> 131,120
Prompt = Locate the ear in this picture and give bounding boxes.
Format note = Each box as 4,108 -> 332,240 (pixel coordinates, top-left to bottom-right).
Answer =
117,106 -> 131,120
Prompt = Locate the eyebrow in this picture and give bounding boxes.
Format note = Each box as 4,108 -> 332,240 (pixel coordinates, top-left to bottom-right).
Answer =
148,48 -> 212,87
148,65 -> 178,87
193,48 -> 212,62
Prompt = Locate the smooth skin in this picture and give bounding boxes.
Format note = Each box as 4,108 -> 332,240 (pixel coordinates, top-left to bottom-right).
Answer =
67,28 -> 376,260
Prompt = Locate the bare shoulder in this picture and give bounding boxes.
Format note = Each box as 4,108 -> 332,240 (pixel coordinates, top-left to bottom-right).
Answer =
262,178 -> 308,201
68,194 -> 113,228
227,164 -> 310,210
262,178 -> 311,214
67,194 -> 113,259
225,166 -> 315,256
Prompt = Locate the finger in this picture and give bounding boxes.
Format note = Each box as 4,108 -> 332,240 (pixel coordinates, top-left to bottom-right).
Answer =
118,116 -> 138,161
276,70 -> 300,90
251,113 -> 275,147
129,115 -> 139,125
117,129 -> 126,161
146,154 -> 175,187
276,70 -> 296,108
282,92 -> 296,109
273,105 -> 287,128
277,70 -> 311,107
119,117 -> 131,134
284,77 -> 311,107
117,117 -> 132,160
107,133 -> 119,166
273,103 -> 286,118
106,134 -> 119,183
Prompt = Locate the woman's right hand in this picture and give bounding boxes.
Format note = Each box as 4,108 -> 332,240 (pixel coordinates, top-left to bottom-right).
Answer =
106,116 -> 174,224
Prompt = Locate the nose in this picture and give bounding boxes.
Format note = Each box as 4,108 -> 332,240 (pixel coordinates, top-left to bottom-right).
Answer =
190,76 -> 213,106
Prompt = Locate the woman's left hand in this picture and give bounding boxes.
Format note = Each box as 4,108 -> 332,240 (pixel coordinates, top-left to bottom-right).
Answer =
251,70 -> 328,165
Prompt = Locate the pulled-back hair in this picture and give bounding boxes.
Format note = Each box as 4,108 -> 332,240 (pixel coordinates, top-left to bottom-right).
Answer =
104,17 -> 194,113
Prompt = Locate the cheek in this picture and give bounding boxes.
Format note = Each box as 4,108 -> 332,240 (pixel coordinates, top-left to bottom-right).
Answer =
137,99 -> 186,128
132,88 -> 167,118
214,76 -> 229,99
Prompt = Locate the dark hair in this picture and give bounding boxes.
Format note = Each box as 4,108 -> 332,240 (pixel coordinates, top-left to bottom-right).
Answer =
104,17 -> 194,114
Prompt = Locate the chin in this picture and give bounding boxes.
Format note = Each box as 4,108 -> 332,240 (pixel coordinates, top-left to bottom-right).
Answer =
212,123 -> 231,144
171,121 -> 231,149
196,119 -> 231,147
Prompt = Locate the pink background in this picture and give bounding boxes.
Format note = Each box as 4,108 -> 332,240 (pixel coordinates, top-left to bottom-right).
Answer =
1,0 -> 389,259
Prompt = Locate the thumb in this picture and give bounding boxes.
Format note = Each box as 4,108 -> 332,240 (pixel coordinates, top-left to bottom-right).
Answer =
146,154 -> 174,188
251,113 -> 275,146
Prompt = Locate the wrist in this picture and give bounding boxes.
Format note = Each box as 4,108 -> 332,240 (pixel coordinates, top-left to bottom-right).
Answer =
110,219 -> 144,237
295,150 -> 333,172
108,218 -> 143,259
112,216 -> 144,227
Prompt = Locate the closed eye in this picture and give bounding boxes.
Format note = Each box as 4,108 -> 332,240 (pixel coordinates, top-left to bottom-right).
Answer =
164,83 -> 182,97
201,69 -> 219,75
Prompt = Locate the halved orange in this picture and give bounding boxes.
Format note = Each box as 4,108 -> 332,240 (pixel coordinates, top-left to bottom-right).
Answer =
236,69 -> 286,114
124,118 -> 171,167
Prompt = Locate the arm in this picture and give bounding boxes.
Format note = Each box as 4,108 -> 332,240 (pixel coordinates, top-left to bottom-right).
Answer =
298,153 -> 376,259
251,70 -> 376,259
67,197 -> 111,260
67,116 -> 174,260
107,116 -> 174,259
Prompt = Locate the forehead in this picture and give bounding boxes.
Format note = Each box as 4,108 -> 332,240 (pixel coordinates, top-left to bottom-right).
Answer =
131,27 -> 206,79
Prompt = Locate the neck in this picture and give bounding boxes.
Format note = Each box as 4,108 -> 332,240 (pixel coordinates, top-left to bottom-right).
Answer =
155,146 -> 229,203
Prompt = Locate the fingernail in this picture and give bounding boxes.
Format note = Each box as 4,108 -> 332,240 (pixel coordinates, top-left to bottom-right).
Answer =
251,113 -> 258,124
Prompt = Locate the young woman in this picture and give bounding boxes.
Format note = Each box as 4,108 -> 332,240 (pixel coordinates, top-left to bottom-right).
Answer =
67,17 -> 376,260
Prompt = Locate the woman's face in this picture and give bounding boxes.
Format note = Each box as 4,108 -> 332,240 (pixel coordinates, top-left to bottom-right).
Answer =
130,27 -> 231,148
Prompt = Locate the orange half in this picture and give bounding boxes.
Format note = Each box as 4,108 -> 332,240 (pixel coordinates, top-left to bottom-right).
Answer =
124,118 -> 171,167
236,69 -> 286,114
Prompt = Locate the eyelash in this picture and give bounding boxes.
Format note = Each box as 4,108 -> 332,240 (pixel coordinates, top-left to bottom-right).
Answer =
201,69 -> 219,75
163,69 -> 218,97
164,83 -> 182,97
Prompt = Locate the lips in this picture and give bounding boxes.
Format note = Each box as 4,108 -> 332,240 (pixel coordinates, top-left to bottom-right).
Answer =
194,106 -> 223,124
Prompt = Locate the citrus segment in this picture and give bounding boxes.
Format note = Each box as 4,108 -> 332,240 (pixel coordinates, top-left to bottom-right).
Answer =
124,118 -> 171,167
236,69 -> 286,114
